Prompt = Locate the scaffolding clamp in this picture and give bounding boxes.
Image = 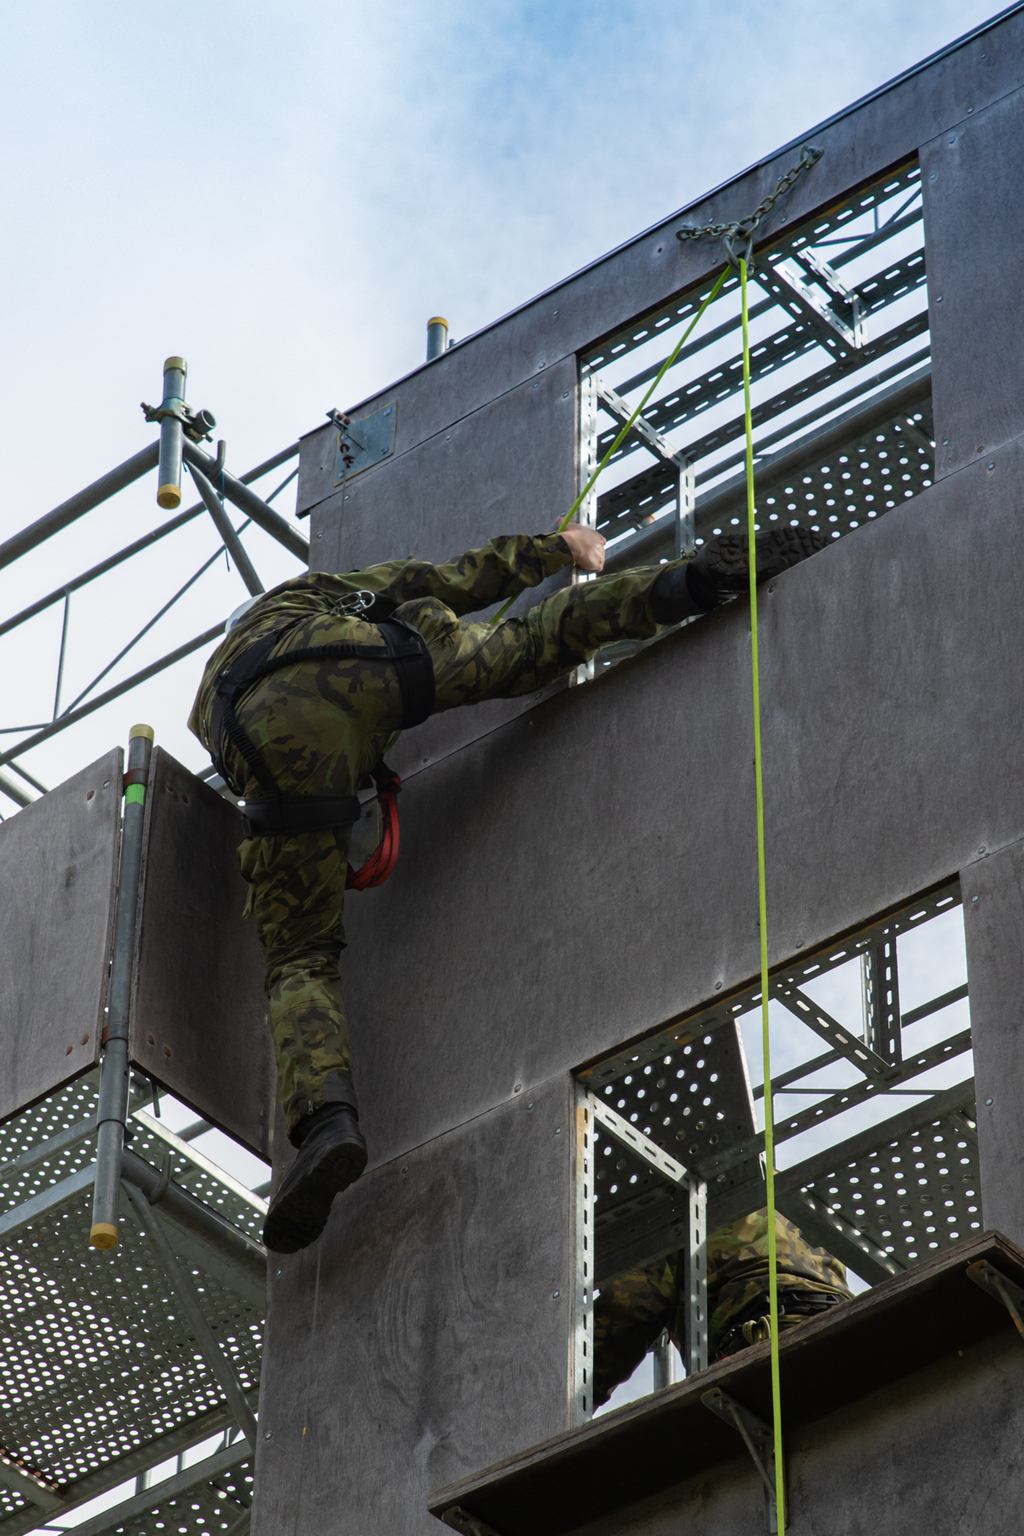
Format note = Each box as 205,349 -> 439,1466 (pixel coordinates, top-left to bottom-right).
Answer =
966,1259 -> 1024,1343
702,1387 -> 785,1534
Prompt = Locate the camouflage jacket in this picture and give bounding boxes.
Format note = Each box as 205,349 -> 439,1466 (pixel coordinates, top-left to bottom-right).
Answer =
187,533 -> 573,792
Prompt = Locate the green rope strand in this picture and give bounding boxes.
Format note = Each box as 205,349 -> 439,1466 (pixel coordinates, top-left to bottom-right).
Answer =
739,253 -> 785,1532
490,267 -> 729,625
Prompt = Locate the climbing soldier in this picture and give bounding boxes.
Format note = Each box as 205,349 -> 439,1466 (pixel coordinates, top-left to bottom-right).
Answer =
593,1209 -> 852,1403
188,522 -> 825,1254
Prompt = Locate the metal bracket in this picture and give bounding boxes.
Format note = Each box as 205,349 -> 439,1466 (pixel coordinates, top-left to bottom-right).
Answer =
762,251 -> 865,351
331,400 -> 397,485
589,1093 -> 708,1374
684,1176 -> 709,1373
702,1388 -> 785,1534
439,1504 -> 506,1536
587,1094 -> 691,1188
596,381 -> 687,470
966,1260 -> 1024,1342
771,979 -> 896,1080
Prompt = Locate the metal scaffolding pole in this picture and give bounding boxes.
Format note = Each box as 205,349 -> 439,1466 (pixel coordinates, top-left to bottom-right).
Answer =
90,725 -> 154,1249
0,442 -> 160,571
188,461 -> 265,596
183,440 -> 308,560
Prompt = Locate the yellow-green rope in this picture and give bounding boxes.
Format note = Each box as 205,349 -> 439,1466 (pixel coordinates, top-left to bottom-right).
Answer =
739,253 -> 784,1532
490,267 -> 730,624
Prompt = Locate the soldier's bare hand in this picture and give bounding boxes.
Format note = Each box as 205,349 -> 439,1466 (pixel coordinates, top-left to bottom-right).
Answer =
559,525 -> 606,573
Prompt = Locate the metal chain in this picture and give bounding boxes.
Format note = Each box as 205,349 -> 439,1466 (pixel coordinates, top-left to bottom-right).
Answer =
676,144 -> 822,269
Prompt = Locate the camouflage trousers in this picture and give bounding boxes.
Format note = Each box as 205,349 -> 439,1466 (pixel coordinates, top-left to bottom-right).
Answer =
236,562 -> 671,1136
592,1209 -> 853,1404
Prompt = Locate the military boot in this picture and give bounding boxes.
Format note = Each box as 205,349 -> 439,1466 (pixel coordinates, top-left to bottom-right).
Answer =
651,526 -> 828,624
263,1073 -> 368,1254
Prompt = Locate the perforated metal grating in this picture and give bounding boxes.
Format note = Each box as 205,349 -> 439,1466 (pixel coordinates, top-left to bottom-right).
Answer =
579,881 -> 977,1285
99,1456 -> 253,1536
584,160 -> 932,578
802,1114 -> 981,1265
586,1024 -> 760,1281
0,1075 -> 264,1534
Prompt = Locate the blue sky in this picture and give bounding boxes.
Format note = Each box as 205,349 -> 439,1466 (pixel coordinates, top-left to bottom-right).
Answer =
0,0 -> 1007,788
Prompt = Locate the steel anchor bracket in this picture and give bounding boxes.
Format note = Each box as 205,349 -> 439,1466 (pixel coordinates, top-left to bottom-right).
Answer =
702,1387 -> 785,1534
966,1259 -> 1024,1342
439,1504 -> 507,1536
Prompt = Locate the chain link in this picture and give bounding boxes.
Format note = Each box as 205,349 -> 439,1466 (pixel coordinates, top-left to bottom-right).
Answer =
676,145 -> 822,269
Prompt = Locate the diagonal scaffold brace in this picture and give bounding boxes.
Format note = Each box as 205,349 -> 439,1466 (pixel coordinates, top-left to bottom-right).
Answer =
702,1387 -> 786,1534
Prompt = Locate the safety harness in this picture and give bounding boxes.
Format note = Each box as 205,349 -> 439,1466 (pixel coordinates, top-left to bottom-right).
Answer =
209,611 -> 435,887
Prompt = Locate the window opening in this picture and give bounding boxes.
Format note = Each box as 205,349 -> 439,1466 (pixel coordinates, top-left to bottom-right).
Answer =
574,879 -> 974,1419
576,159 -> 930,675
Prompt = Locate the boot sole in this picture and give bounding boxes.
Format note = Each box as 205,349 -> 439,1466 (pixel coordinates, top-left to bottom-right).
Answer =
705,526 -> 828,585
263,1138 -> 369,1255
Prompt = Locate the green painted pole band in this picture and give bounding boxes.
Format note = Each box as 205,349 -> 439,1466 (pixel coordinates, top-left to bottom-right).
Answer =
125,783 -> 146,805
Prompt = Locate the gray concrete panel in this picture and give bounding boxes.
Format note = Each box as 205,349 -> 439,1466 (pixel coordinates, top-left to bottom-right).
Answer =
339,435 -> 1024,1170
251,1077 -> 574,1536
0,751 -> 120,1123
310,358 -> 579,774
517,1332 -> 1024,1536
309,357 -> 578,577
961,838 -> 1024,1251
131,749 -> 274,1160
298,11 -> 1024,521
924,82 -> 1024,479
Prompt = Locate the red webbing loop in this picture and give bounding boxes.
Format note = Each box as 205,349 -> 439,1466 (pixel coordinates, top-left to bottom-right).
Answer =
345,774 -> 402,889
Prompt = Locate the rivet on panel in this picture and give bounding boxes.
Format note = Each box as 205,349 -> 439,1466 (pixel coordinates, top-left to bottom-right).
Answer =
971,896 -> 979,903
514,1083 -> 522,1093
163,1046 -> 172,1058
552,1291 -> 560,1298
948,135 -> 956,144
985,1098 -> 994,1106
978,845 -> 985,854
87,790 -> 95,800
714,982 -> 722,991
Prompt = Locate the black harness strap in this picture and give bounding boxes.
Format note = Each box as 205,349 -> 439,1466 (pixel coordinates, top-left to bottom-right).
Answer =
211,615 -> 434,838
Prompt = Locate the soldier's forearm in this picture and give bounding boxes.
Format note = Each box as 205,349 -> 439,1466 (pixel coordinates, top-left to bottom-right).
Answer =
376,533 -> 574,615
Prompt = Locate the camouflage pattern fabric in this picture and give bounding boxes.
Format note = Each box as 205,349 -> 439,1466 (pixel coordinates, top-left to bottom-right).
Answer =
592,1210 -> 852,1406
189,534 -> 680,1135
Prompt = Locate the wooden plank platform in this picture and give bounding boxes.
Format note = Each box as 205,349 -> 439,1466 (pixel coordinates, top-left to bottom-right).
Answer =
429,1230 -> 1024,1535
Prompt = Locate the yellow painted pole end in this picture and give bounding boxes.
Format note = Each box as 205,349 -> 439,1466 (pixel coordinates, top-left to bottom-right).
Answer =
157,484 -> 182,510
90,1223 -> 118,1250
